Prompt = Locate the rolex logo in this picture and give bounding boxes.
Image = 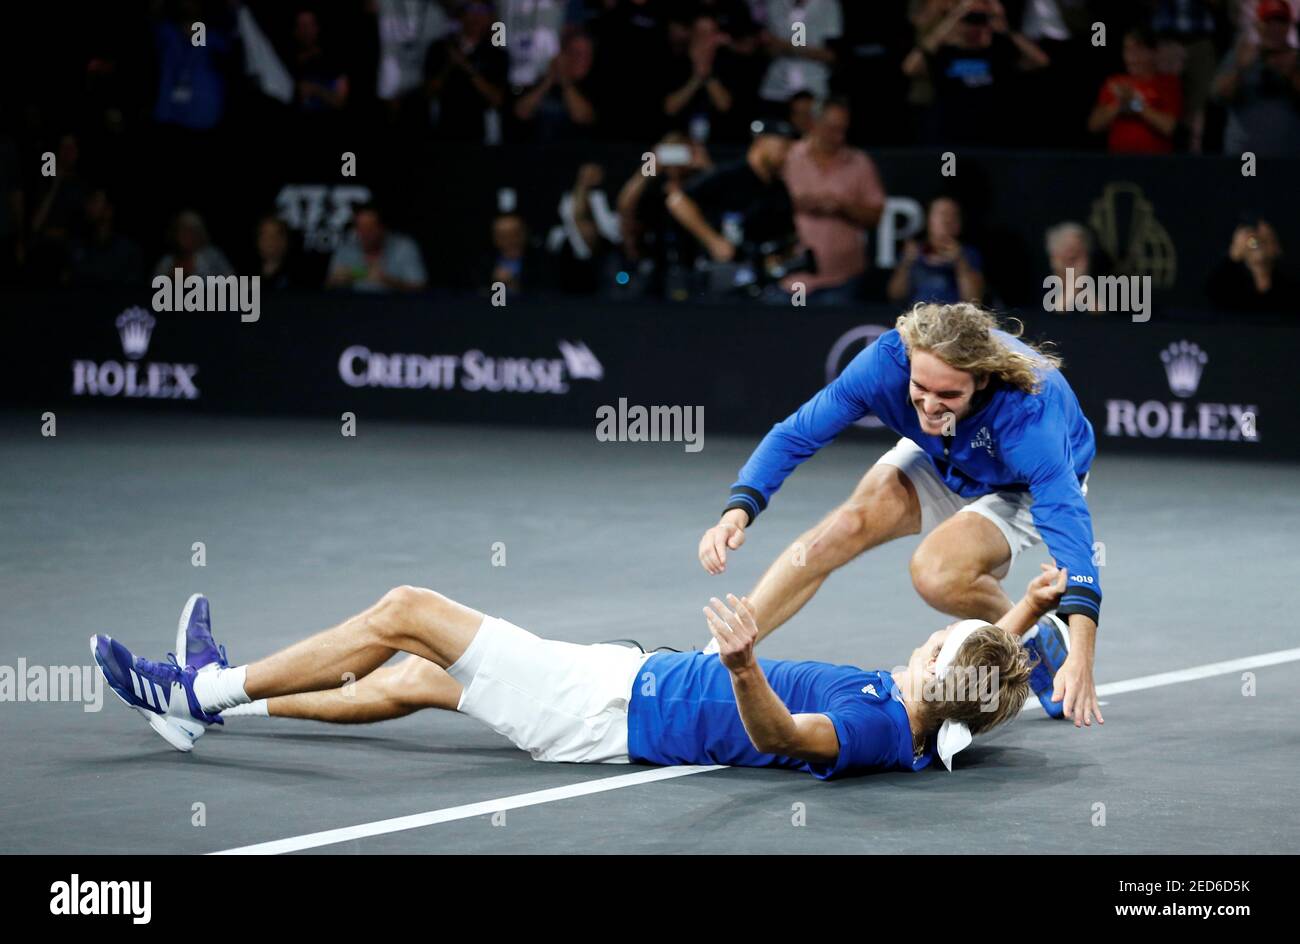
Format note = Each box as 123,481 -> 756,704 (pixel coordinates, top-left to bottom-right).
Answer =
1160,340 -> 1207,399
115,307 -> 156,361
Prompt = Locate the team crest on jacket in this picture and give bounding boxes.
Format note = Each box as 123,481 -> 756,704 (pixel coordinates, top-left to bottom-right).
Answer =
971,426 -> 996,457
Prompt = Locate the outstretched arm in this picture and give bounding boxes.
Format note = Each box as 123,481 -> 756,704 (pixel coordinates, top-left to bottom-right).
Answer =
700,337 -> 889,574
998,564 -> 1067,636
1003,425 -> 1104,728
703,594 -> 839,763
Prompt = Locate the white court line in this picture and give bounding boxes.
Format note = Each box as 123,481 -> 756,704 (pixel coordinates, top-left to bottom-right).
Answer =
210,765 -> 724,855
210,647 -> 1300,855
1018,647 -> 1300,714
1096,648 -> 1300,696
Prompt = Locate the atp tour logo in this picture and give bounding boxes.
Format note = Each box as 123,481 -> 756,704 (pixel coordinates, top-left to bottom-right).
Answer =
1105,340 -> 1257,443
339,339 -> 603,394
826,325 -> 890,429
276,183 -> 372,253
71,307 -> 201,400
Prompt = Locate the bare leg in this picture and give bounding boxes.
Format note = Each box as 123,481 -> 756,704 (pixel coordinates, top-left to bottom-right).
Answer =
264,655 -> 463,723
750,465 -> 921,642
909,512 -> 1017,628
244,586 -> 483,701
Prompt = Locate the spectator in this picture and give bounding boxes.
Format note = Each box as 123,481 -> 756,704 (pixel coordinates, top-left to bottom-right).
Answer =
617,131 -> 712,274
787,89 -> 817,135
781,97 -> 886,305
426,3 -> 509,143
290,9 -> 350,115
68,189 -> 145,287
1212,1 -> 1300,158
694,0 -> 762,50
1232,0 -> 1300,47
546,162 -> 621,294
500,0 -> 566,90
254,215 -> 301,291
663,16 -> 745,142
666,119 -> 798,265
486,213 -> 539,296
1088,27 -> 1182,154
1207,219 -> 1298,312
1043,221 -> 1100,313
375,0 -> 452,124
903,0 -> 1049,146
28,133 -> 90,282
512,28 -> 599,142
326,203 -> 427,292
887,195 -> 985,305
1151,0 -> 1223,152
758,0 -> 843,106
154,210 -> 235,279
151,0 -> 234,131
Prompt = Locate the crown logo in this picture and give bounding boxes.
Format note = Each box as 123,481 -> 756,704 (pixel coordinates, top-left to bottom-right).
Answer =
115,307 -> 156,360
1159,340 -> 1206,398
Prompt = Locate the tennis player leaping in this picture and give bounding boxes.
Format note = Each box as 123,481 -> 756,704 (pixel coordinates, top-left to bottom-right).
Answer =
698,302 -> 1104,727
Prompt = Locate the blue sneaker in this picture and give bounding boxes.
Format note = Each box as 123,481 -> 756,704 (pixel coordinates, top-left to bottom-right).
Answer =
90,635 -> 222,752
1022,614 -> 1070,719
175,593 -> 228,673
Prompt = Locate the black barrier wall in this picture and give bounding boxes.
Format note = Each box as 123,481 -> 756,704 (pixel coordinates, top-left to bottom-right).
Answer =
1,291 -> 1288,460
59,134 -> 1300,311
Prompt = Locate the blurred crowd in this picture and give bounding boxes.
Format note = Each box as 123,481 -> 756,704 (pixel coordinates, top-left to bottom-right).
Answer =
1,0 -> 1298,314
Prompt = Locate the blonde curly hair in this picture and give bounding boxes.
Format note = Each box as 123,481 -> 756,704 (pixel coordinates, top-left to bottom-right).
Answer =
896,302 -> 1061,395
915,623 -> 1035,738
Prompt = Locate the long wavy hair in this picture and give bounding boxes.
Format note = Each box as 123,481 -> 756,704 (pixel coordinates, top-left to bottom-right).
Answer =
896,302 -> 1061,395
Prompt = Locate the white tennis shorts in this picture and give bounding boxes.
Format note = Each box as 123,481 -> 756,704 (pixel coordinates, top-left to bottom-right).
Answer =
875,438 -> 1087,578
447,616 -> 652,764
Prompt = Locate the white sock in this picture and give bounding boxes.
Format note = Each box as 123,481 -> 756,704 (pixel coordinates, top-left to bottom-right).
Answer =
193,665 -> 250,713
220,699 -> 268,717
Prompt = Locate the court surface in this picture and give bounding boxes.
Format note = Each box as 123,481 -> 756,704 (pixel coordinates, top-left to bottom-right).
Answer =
2,410 -> 1297,854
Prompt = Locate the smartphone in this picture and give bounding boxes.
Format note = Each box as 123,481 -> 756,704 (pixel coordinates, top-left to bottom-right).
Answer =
656,143 -> 692,168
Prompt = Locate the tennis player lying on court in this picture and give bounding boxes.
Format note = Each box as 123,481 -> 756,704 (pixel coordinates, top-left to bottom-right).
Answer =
90,566 -> 1065,777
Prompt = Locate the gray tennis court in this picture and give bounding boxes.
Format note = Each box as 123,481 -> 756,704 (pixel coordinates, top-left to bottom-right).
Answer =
2,410 -> 1297,854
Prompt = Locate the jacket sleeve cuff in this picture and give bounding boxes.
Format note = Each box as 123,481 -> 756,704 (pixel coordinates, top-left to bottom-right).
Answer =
1057,585 -> 1101,626
724,486 -> 767,527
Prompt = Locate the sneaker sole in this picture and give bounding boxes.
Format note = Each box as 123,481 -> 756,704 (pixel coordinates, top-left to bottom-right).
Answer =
145,711 -> 196,752
90,636 -> 195,753
175,592 -> 203,670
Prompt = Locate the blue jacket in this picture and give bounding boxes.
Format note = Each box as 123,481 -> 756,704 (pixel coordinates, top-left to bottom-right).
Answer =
725,329 -> 1101,623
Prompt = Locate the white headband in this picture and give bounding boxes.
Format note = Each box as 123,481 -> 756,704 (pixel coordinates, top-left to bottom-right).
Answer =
932,619 -> 985,772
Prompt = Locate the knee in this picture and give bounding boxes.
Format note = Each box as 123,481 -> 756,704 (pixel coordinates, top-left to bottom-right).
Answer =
819,473 -> 914,555
387,656 -> 440,708
909,548 -> 970,608
822,503 -> 872,555
370,585 -> 445,639
381,584 -> 429,610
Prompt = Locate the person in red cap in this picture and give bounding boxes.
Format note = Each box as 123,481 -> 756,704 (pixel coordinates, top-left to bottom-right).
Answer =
1212,0 -> 1300,157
